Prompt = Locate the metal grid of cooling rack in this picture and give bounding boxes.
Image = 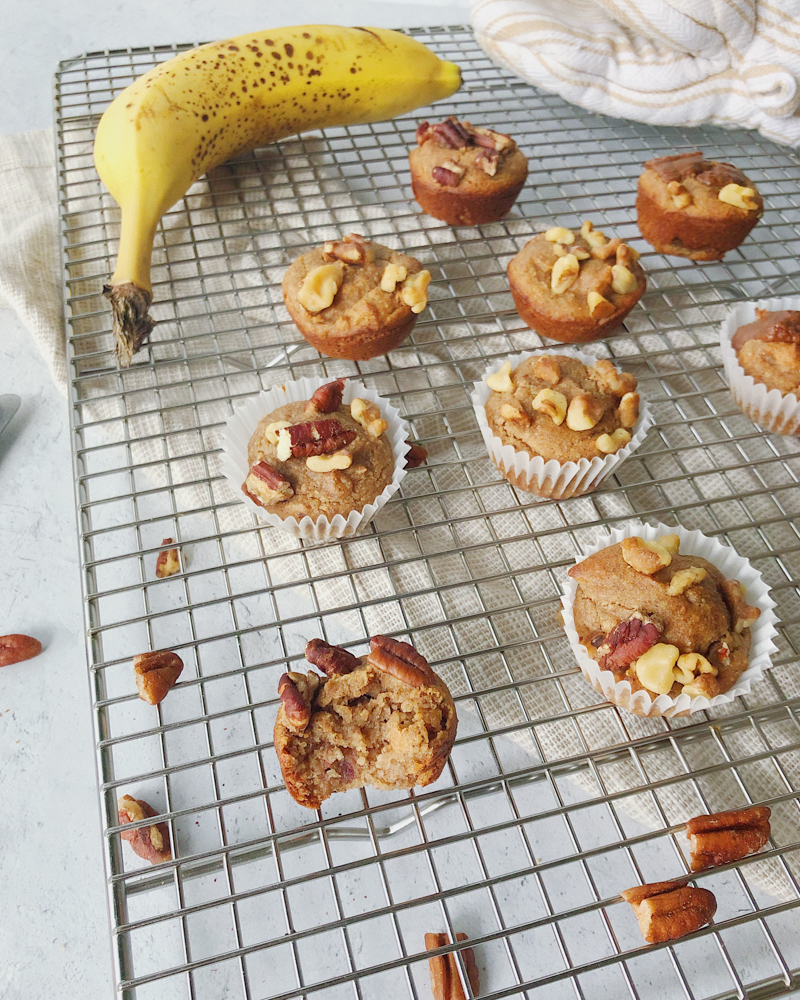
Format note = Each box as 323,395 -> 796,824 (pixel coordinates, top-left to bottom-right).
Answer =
55,24 -> 800,1000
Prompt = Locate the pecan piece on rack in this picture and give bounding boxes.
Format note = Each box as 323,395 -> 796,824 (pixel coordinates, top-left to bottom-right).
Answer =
621,878 -> 716,944
404,441 -> 428,468
276,420 -> 357,461
0,634 -> 42,667
686,805 -> 771,871
305,638 -> 360,676
118,794 -> 172,865
596,615 -> 661,671
368,635 -> 430,687
155,538 -> 181,578
243,462 -> 294,507
425,932 -> 480,1000
278,672 -> 312,730
306,378 -> 345,414
133,649 -> 184,705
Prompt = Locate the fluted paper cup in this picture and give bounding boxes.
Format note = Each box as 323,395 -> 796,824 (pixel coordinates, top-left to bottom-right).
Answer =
561,520 -> 778,717
221,377 -> 410,541
721,297 -> 800,435
471,348 -> 653,500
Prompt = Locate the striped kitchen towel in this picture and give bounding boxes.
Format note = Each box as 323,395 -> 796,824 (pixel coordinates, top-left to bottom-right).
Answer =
472,0 -> 800,146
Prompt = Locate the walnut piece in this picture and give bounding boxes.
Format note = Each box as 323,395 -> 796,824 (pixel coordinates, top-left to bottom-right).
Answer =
596,428 -> 631,454
667,566 -> 707,596
545,226 -> 575,244
400,270 -> 431,313
566,394 -> 604,431
297,262 -> 345,313
618,391 -> 639,428
580,219 -> 608,247
632,642 -> 681,695
720,578 -> 761,634
380,263 -> 407,293
264,419 -> 291,445
589,359 -> 637,397
243,462 -> 294,506
667,180 -> 692,208
718,183 -> 758,211
118,795 -> 172,865
587,290 -> 616,319
611,263 -> 638,295
425,932 -> 480,1000
532,388 -> 567,425
306,451 -> 352,472
350,398 -> 388,438
485,361 -> 513,393
621,878 -> 716,943
533,355 -> 561,383
322,233 -> 372,266
500,402 -> 528,422
0,634 -> 43,667
155,538 -> 181,578
133,650 -> 184,705
621,536 -> 673,574
686,806 -> 771,871
551,253 -> 581,295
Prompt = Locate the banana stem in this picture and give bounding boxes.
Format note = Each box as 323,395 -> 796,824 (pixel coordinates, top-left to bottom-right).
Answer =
107,201 -> 158,366
103,282 -> 155,367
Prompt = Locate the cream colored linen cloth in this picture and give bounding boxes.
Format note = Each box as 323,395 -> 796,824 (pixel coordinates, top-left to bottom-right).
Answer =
0,128 -> 66,389
472,0 -> 800,146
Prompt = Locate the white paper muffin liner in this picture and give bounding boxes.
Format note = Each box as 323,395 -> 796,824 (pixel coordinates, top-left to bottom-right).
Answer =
721,297 -> 800,436
471,348 -> 654,500
561,520 -> 779,717
221,377 -> 410,541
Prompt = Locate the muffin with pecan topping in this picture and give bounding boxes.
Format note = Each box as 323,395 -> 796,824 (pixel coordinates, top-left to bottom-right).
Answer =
637,152 -> 762,261
409,116 -> 528,226
274,636 -> 457,809
507,222 -> 646,343
243,378 -> 396,523
568,532 -> 762,712
282,233 -> 430,360
474,351 -> 651,499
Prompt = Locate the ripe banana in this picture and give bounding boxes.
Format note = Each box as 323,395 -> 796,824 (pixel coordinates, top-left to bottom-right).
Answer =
93,25 -> 461,365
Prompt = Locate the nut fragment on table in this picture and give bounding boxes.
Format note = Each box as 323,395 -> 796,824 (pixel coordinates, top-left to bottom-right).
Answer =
0,634 -> 43,667
155,538 -> 181,578
425,931 -> 480,1000
686,805 -> 771,871
405,441 -> 428,468
621,878 -> 717,943
133,649 -> 184,705
118,794 -> 172,865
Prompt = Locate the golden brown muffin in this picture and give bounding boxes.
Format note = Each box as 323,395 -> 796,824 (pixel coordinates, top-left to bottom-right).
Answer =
732,308 -> 800,397
282,234 -> 429,360
243,378 -> 394,522
507,222 -> 646,343
484,354 -> 639,473
636,152 -> 763,261
274,636 -> 457,809
410,117 -> 528,225
568,533 -> 761,704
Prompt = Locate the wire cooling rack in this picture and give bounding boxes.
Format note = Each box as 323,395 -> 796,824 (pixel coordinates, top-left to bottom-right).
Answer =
55,24 -> 800,1000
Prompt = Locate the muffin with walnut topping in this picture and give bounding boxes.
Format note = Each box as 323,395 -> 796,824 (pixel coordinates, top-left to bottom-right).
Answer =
409,116 -> 528,226
636,152 -> 762,261
282,233 -> 430,360
563,525 -> 772,716
507,221 -> 646,343
472,351 -> 652,499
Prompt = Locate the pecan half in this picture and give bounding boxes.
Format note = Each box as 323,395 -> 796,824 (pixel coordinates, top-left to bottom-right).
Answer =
686,806 -> 771,871
306,378 -> 345,414
405,441 -> 428,468
474,149 -> 499,176
118,795 -> 172,865
368,635 -> 430,687
305,638 -> 360,676
621,878 -> 716,944
276,420 -> 357,460
430,117 -> 471,148
425,932 -> 480,1000
278,672 -> 311,730
133,650 -> 183,705
155,538 -> 180,578
0,634 -> 42,667
244,462 -> 294,506
597,615 -> 661,671
432,163 -> 465,187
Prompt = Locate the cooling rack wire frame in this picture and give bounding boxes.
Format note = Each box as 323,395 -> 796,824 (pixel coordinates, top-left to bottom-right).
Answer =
55,24 -> 800,1000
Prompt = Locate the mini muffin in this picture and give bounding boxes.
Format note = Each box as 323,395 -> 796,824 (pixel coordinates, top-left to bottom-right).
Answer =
637,152 -> 763,261
275,635 -> 457,809
243,378 -> 395,522
282,233 -> 430,360
721,301 -> 800,436
478,352 -> 646,498
507,222 -> 646,343
568,532 -> 761,709
410,117 -> 528,226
